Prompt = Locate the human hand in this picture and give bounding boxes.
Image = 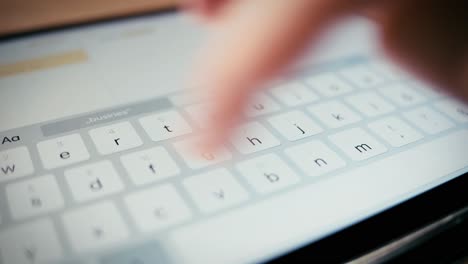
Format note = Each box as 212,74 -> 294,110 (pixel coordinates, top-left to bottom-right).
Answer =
184,0 -> 468,151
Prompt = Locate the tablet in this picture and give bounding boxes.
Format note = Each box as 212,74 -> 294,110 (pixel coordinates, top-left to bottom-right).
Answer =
0,11 -> 467,264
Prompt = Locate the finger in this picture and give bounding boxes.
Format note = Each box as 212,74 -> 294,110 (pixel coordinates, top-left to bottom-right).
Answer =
182,0 -> 230,18
364,0 -> 468,99
191,0 -> 356,152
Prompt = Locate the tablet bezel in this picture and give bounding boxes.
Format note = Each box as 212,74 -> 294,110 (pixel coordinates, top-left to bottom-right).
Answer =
268,172 -> 468,263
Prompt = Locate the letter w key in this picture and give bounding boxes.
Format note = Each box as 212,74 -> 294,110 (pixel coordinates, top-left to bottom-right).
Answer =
0,146 -> 34,182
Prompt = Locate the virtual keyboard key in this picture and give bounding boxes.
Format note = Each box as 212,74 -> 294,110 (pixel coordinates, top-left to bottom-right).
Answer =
268,110 -> 323,141
236,154 -> 300,194
434,99 -> 468,123
230,122 -> 280,154
62,201 -> 129,253
0,218 -> 63,264
124,184 -> 191,232
140,110 -> 192,142
404,106 -> 455,134
270,82 -> 318,106
306,72 -> 353,97
308,101 -> 361,128
173,137 -> 231,169
245,92 -> 281,117
0,146 -> 34,182
37,133 -> 89,169
285,141 -> 346,177
379,83 -> 426,107
329,128 -> 388,161
6,174 -> 64,220
368,117 -> 423,147
345,92 -> 395,117
339,64 -> 385,89
183,169 -> 249,213
121,146 -> 180,185
65,161 -> 124,202
89,122 -> 142,155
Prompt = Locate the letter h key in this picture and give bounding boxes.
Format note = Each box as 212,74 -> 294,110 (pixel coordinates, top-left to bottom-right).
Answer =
230,122 -> 280,154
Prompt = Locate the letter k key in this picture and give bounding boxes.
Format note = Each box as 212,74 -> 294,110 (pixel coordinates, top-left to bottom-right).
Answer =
332,113 -> 344,121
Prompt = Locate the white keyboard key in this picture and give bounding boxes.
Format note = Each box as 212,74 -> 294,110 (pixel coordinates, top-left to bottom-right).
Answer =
307,101 -> 362,128
329,128 -> 388,161
37,133 -> 90,169
236,154 -> 300,194
0,146 -> 34,182
89,122 -> 142,155
305,72 -> 353,97
434,99 -> 468,123
6,175 -> 64,220
62,201 -> 129,253
64,161 -> 124,202
267,111 -> 323,141
230,122 -> 280,154
0,219 -> 63,264
285,141 -> 346,177
404,106 -> 455,134
345,92 -> 395,117
371,61 -> 408,81
368,117 -> 423,147
339,64 -> 385,89
183,169 -> 249,213
411,81 -> 446,99
379,84 -> 426,107
184,103 -> 215,129
245,92 -> 281,117
121,147 -> 180,185
124,184 -> 191,232
270,82 -> 318,106
140,110 -> 192,142
173,137 -> 231,169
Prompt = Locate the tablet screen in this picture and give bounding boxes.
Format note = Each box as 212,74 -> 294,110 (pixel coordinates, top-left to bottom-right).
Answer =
0,13 -> 467,264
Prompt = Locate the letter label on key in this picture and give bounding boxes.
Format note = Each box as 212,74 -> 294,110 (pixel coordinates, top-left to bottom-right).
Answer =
0,219 -> 63,264
237,154 -> 300,194
65,161 -> 124,202
173,138 -> 231,170
2,135 -> 20,145
62,202 -> 129,253
268,111 -> 323,141
124,185 -> 192,232
183,169 -> 249,213
314,158 -> 327,167
231,122 -> 280,154
89,122 -> 142,155
368,117 -> 423,147
354,144 -> 372,153
37,134 -> 90,169
121,147 -> 181,185
6,175 -> 64,219
308,101 -> 361,128
0,147 -> 34,182
329,128 -> 387,161
285,141 -> 346,177
139,110 -> 192,142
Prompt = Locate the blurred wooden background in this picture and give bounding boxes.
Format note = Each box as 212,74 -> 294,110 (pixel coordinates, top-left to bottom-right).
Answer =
0,0 -> 178,36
